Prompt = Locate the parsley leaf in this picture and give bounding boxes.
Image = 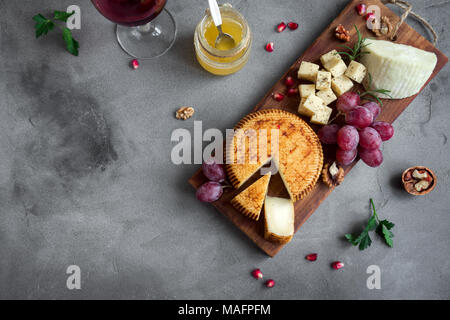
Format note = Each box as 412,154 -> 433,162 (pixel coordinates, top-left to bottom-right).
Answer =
377,220 -> 395,248
62,28 -> 79,56
33,14 -> 54,38
54,10 -> 75,22
32,11 -> 79,56
345,199 -> 395,251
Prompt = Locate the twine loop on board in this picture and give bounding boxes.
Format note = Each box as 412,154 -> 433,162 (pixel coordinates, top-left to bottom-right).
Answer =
381,0 -> 438,45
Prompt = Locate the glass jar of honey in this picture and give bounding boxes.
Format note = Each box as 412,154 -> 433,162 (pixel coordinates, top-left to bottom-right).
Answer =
194,4 -> 252,76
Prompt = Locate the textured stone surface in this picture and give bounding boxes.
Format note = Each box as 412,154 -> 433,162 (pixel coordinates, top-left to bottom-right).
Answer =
0,0 -> 449,299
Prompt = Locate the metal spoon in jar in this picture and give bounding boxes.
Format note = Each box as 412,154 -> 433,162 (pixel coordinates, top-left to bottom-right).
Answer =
208,0 -> 236,50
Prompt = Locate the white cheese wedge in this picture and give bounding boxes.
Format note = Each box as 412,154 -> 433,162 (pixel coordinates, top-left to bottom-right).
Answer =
264,196 -> 294,244
360,40 -> 437,99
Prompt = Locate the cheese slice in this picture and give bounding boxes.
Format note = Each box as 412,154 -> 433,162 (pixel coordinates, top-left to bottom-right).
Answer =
231,173 -> 271,220
360,40 -> 437,99
264,196 -> 294,244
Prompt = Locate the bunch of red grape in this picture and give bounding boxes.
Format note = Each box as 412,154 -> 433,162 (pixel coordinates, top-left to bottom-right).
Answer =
196,159 -> 226,202
318,92 -> 394,167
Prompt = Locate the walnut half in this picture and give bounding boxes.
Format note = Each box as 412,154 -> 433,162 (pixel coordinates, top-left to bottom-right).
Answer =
175,106 -> 195,120
335,24 -> 350,42
372,16 -> 393,37
402,166 -> 436,195
322,162 -> 345,188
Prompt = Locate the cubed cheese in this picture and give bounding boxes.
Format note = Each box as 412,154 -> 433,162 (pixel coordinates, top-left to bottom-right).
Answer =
316,70 -> 332,90
311,105 -> 333,125
316,88 -> 337,105
300,94 -> 325,116
298,97 -> 311,116
320,49 -> 342,66
324,59 -> 347,77
298,61 -> 320,82
345,60 -> 367,83
331,75 -> 354,96
299,84 -> 316,99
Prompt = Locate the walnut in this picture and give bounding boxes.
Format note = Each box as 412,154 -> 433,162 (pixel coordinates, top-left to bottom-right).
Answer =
322,162 -> 345,188
402,166 -> 436,195
335,24 -> 350,42
372,16 -> 393,37
175,106 -> 195,120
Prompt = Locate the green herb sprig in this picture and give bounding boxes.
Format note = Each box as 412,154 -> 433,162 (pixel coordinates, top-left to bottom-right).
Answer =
345,199 -> 395,250
33,11 -> 79,56
337,25 -> 370,61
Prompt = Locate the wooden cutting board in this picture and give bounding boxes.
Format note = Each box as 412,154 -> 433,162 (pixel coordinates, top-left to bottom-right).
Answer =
188,0 -> 448,256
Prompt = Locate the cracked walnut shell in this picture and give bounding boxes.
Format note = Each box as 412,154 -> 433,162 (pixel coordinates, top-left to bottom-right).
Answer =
372,16 -> 393,37
175,106 -> 195,120
402,166 -> 436,195
322,162 -> 344,187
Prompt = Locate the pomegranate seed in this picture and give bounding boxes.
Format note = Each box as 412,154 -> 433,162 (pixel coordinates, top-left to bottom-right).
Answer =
288,22 -> 299,30
276,124 -> 281,129
287,88 -> 298,96
265,279 -> 275,288
365,12 -> 375,22
251,269 -> 263,279
305,253 -> 318,261
273,93 -> 284,101
265,42 -> 274,52
332,261 -> 345,270
276,22 -> 287,33
356,4 -> 367,16
131,59 -> 139,70
285,76 -> 295,87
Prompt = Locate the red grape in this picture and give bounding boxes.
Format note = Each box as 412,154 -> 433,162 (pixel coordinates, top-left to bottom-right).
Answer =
359,127 -> 382,150
359,147 -> 383,167
345,106 -> 373,129
318,124 -> 340,144
371,121 -> 394,141
196,182 -> 223,202
202,159 -> 226,182
336,147 -> 358,166
336,92 -> 360,113
337,125 -> 359,151
363,101 -> 381,120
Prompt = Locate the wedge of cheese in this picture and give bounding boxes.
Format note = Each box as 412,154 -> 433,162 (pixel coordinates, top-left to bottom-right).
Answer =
360,40 -> 437,99
264,196 -> 294,244
231,173 -> 271,221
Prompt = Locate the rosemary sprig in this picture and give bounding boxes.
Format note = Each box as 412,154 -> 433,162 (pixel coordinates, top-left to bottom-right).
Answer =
337,25 -> 370,61
359,73 -> 393,106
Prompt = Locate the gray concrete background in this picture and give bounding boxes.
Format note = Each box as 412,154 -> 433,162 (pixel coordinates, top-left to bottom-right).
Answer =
0,0 -> 448,300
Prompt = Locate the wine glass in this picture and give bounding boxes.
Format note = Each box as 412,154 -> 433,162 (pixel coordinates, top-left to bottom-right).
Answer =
91,0 -> 177,59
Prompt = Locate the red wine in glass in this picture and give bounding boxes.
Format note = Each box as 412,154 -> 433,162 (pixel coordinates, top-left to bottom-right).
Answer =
91,0 -> 176,58
92,0 -> 166,27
